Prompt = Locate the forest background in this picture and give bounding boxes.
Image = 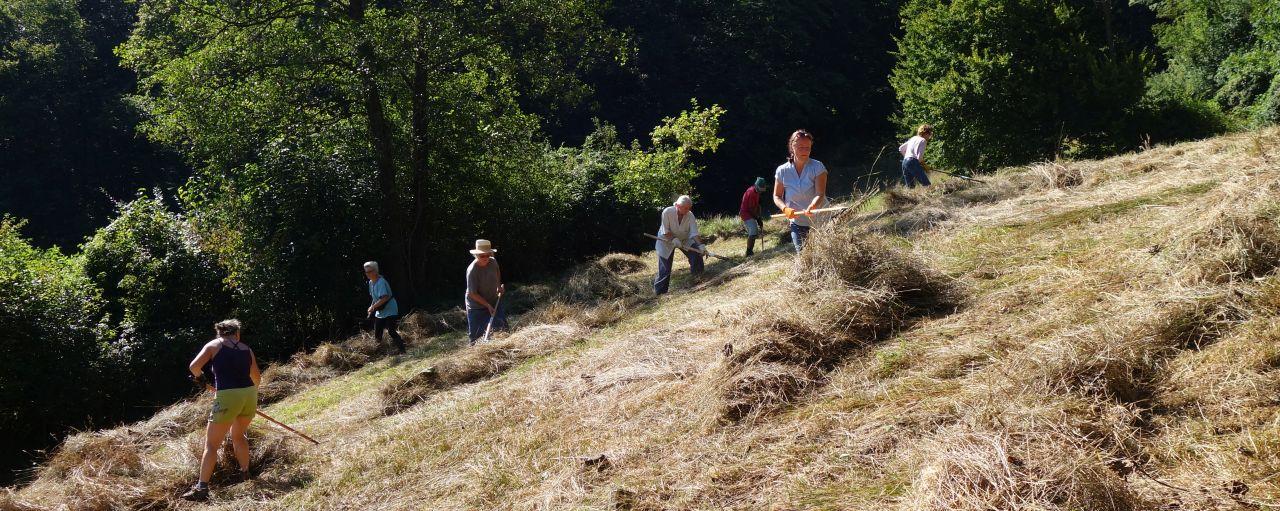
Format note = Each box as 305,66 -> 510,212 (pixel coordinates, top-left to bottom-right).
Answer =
1,0 -> 1276,484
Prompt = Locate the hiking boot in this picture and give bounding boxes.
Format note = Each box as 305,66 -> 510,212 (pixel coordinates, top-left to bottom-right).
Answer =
181,483 -> 209,501
234,470 -> 252,485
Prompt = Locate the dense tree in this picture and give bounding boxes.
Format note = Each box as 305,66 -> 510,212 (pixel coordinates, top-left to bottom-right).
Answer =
1142,0 -> 1280,127
0,219 -> 109,480
0,0 -> 185,249
81,194 -> 233,401
891,0 -> 1157,170
568,0 -> 907,206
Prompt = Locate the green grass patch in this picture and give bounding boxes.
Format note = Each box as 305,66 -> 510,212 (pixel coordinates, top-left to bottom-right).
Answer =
1010,181 -> 1216,232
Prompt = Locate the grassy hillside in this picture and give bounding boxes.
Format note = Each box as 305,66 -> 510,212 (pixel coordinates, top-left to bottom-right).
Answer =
7,129 -> 1280,510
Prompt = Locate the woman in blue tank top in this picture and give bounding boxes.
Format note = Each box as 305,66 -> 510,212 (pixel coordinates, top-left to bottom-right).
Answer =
182,319 -> 261,501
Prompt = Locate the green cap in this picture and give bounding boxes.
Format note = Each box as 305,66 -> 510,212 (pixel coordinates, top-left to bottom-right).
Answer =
754,177 -> 767,189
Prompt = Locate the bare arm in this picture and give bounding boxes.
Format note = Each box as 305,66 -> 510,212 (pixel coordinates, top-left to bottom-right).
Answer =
189,342 -> 218,378
250,352 -> 261,387
805,173 -> 828,212
368,295 -> 390,315
772,180 -> 787,211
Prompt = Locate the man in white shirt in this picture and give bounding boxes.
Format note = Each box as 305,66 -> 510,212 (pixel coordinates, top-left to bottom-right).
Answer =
653,195 -> 704,295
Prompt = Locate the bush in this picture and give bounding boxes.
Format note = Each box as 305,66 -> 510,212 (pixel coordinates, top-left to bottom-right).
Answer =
892,0 -> 1152,170
1143,0 -> 1280,127
81,194 -> 233,406
0,218 -> 111,477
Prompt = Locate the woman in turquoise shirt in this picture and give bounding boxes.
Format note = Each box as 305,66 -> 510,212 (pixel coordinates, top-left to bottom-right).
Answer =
772,129 -> 828,252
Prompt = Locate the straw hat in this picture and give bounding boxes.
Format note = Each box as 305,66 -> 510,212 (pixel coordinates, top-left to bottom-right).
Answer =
469,239 -> 498,255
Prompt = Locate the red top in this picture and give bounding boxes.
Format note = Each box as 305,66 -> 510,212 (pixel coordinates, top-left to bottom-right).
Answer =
740,185 -> 762,221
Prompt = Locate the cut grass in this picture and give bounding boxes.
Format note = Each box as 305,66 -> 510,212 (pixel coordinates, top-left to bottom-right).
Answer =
12,128 -> 1280,510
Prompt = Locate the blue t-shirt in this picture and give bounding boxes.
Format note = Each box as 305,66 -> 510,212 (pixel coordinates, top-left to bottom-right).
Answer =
368,276 -> 399,318
774,158 -> 828,227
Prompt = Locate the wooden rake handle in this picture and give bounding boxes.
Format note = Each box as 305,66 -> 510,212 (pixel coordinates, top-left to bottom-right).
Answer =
769,206 -> 847,219
256,410 -> 320,445
642,234 -> 732,261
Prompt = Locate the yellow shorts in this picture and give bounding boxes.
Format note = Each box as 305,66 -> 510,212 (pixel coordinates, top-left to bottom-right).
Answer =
209,387 -> 257,424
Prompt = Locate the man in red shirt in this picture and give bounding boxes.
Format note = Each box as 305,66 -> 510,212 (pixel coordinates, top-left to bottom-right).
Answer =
740,177 -> 768,256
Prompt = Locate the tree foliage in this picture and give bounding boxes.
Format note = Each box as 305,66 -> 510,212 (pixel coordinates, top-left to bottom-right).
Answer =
1142,0 -> 1280,126
0,219 -> 109,477
576,0 -> 906,204
0,0 -> 184,248
892,0 -> 1154,170
81,194 -> 233,398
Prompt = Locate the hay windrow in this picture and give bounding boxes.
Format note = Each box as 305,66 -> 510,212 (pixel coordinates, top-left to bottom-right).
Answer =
560,262 -> 642,304
715,224 -> 959,423
21,393 -> 306,511
905,429 -> 1141,511
381,323 -> 588,415
404,308 -> 468,336
599,253 -> 647,276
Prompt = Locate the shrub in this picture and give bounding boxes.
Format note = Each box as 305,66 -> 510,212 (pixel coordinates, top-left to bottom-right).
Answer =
81,194 -> 233,405
0,218 -> 110,476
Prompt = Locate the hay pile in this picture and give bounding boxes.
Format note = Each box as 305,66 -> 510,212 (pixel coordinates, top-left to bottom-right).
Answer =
380,324 -> 588,415
519,258 -> 649,329
905,428 -> 1141,511
9,394 -> 305,510
404,308 -> 469,336
560,262 -> 642,304
258,335 -> 381,404
716,223 -> 961,422
599,253 -> 647,275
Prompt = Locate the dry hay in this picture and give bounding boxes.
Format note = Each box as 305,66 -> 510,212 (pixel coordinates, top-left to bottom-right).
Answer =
1181,212 -> 1280,283
715,224 -> 960,423
599,252 -> 647,276
258,363 -> 338,405
18,394 -> 304,511
1029,291 -> 1247,408
1029,161 -> 1085,189
882,187 -> 928,211
258,336 -> 380,404
795,223 -> 962,312
905,429 -> 1140,511
560,262 -> 642,304
887,206 -> 952,235
0,490 -> 41,511
380,323 -> 589,415
404,308 -> 468,336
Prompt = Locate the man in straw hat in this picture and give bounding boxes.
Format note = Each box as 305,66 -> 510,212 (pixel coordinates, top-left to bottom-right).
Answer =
654,195 -> 705,295
465,239 -> 506,345
740,177 -> 768,256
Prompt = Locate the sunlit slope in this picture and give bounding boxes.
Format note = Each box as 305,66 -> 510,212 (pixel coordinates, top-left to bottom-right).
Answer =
7,129 -> 1280,511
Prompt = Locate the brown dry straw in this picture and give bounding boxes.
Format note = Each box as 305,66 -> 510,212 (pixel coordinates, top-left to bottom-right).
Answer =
380,323 -> 589,415
715,222 -> 961,423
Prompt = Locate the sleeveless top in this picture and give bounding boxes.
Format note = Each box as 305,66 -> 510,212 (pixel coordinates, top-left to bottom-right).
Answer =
211,340 -> 255,390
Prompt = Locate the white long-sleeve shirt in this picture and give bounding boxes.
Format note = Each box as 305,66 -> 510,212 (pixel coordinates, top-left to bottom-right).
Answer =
655,206 -> 699,258
899,135 -> 927,161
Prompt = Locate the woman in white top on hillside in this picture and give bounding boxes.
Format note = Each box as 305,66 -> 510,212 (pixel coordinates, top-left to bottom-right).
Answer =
899,124 -> 934,188
772,129 -> 827,253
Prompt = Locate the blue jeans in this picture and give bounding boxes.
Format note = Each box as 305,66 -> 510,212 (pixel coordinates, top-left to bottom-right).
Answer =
790,223 -> 810,253
467,301 -> 507,342
902,158 -> 931,188
654,242 -> 705,295
743,218 -> 760,236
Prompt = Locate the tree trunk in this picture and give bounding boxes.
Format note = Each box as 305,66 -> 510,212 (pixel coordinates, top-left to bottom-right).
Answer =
408,45 -> 433,299
350,0 -> 416,304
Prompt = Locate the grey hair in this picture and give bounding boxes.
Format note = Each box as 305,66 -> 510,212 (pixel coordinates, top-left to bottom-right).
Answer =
363,261 -> 379,272
674,195 -> 693,207
214,319 -> 242,337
